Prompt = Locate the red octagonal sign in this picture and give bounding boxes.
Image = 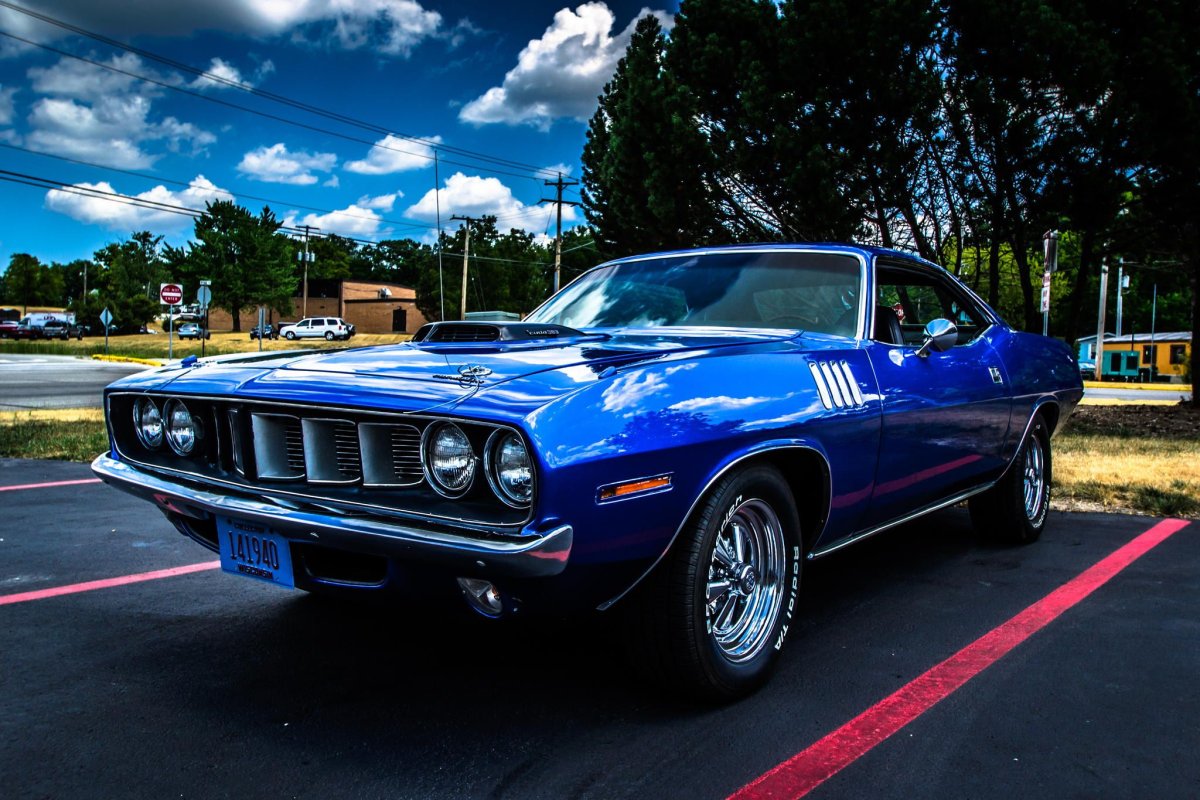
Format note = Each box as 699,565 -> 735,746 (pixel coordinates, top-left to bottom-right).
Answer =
160,283 -> 183,305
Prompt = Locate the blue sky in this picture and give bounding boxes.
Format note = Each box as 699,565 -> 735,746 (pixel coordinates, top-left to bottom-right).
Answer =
0,0 -> 675,267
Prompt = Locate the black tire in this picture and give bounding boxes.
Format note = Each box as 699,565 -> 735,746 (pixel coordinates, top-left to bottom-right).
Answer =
628,464 -> 802,701
325,331 -> 335,341
285,331 -> 296,340
969,416 -> 1051,544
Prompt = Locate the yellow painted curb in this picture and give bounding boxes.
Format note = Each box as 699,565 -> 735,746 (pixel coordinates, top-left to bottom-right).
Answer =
1082,380 -> 1186,391
91,354 -> 164,366
1078,397 -> 1182,406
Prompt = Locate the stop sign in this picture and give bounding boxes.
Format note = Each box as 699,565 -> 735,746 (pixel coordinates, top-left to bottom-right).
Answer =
160,283 -> 183,305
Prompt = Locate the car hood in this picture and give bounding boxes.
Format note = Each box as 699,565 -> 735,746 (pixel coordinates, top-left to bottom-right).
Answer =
116,328 -> 809,417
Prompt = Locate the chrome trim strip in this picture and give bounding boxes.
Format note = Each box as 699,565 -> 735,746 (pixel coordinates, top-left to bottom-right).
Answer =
92,454 -> 570,578
839,361 -> 865,406
820,362 -> 846,407
596,444 -> 831,611
809,362 -> 833,409
809,483 -> 993,559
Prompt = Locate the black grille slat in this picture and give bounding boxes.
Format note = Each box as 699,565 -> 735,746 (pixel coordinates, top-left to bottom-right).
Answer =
333,424 -> 362,479
391,428 -> 423,483
284,423 -> 305,474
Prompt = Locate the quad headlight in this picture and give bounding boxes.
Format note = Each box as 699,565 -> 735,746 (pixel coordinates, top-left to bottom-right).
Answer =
164,398 -> 200,456
485,430 -> 533,507
133,397 -> 163,450
422,423 -> 476,497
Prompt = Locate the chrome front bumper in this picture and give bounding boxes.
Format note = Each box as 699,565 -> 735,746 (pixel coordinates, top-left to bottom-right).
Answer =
91,454 -> 572,578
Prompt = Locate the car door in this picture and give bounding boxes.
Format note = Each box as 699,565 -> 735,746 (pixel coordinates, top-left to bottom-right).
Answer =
863,260 -> 1013,527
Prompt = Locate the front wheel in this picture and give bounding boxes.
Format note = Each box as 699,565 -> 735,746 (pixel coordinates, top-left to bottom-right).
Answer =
628,464 -> 802,701
325,331 -> 335,341
285,331 -> 296,340
969,416 -> 1051,544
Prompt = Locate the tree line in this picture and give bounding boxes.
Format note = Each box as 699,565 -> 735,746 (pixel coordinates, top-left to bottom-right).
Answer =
582,0 -> 1197,380
0,200 -> 599,332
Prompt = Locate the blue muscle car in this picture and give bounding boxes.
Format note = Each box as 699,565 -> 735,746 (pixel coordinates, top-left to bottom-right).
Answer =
93,244 -> 1082,700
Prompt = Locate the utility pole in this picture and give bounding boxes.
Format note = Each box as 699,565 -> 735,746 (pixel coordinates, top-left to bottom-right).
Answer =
298,225 -> 319,317
542,172 -> 580,293
1095,260 -> 1109,380
1115,259 -> 1126,337
451,215 -> 484,320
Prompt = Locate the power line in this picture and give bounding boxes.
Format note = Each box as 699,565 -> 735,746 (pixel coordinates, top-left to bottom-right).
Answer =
0,1 -> 563,181
0,29 -> 555,186
0,141 -> 438,233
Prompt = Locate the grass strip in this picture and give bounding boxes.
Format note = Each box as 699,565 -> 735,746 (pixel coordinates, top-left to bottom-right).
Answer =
0,414 -> 108,462
1053,431 -> 1200,517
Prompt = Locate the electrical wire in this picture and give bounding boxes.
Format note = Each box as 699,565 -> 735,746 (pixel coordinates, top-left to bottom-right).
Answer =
0,1 -> 564,180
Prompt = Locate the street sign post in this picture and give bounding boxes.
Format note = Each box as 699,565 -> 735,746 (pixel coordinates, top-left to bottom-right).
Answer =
100,307 -> 112,356
196,284 -> 212,358
161,283 -> 182,361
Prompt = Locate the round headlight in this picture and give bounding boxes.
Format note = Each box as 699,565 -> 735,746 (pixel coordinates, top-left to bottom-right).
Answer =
423,423 -> 475,496
486,431 -> 533,507
133,397 -> 163,450
164,399 -> 199,456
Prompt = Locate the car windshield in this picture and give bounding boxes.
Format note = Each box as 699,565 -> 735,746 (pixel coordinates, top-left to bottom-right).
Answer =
526,250 -> 863,335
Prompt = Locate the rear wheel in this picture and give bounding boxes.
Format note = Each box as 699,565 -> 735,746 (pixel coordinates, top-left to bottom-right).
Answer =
629,464 -> 802,701
969,416 -> 1051,544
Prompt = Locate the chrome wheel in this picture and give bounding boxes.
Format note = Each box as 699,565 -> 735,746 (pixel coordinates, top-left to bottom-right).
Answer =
1022,435 -> 1046,521
705,498 -> 786,663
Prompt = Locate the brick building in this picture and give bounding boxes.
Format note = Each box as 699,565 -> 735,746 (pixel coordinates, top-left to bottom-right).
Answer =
208,279 -> 428,334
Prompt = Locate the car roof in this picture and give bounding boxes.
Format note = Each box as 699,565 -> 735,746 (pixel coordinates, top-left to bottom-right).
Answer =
599,242 -> 935,269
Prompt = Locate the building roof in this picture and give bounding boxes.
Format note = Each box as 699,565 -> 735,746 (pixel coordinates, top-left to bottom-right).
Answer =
1075,332 -> 1191,345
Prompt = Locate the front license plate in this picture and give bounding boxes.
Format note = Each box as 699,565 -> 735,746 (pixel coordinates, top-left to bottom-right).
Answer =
218,517 -> 294,589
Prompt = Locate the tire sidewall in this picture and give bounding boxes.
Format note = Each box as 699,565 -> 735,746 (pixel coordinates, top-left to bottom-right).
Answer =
687,466 -> 802,695
1019,420 -> 1052,536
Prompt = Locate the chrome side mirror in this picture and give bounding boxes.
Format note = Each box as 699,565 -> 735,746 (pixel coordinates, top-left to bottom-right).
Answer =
916,318 -> 958,358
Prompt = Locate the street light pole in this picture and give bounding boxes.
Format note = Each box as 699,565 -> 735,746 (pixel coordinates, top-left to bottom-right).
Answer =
299,225 -> 319,317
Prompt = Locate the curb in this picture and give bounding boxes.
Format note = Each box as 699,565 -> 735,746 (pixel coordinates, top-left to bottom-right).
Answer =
90,354 -> 164,367
1082,380 -> 1186,391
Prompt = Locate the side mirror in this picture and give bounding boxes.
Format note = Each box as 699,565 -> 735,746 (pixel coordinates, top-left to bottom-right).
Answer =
916,318 -> 957,358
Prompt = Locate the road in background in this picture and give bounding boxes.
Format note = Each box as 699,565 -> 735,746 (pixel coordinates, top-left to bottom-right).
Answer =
0,355 -> 148,409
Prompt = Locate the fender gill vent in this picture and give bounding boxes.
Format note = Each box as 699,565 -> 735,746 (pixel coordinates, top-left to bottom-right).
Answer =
809,360 -> 866,410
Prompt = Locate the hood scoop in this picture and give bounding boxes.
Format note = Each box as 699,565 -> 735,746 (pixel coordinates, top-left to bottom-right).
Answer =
412,321 -> 587,344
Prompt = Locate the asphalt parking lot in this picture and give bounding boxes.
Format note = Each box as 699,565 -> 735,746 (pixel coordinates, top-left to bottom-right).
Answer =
2,457 -> 1197,799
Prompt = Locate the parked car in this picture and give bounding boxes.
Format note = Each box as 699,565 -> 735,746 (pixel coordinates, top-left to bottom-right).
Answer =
1077,357 -> 1096,380
93,244 -> 1082,700
176,323 -> 209,340
278,317 -> 351,341
249,324 -> 279,340
40,319 -> 84,340
0,320 -> 19,338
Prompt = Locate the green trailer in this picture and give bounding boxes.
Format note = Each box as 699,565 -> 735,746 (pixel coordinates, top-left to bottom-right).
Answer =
1100,349 -> 1140,381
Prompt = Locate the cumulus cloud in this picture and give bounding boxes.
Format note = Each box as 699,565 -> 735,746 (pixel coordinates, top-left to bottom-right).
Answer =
284,194 -> 398,239
343,134 -> 441,175
27,95 -> 216,169
28,52 -> 154,99
237,142 -> 337,185
45,175 -> 229,231
3,0 -> 462,57
459,2 -> 672,130
405,171 -> 575,234
0,85 -> 14,125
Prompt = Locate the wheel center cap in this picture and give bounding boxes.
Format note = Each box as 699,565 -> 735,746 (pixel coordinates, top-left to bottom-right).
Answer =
735,564 -> 758,594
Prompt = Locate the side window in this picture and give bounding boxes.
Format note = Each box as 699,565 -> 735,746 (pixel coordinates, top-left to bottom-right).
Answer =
876,262 -> 990,346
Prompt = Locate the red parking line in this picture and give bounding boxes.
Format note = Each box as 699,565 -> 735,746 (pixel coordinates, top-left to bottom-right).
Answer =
0,561 -> 220,606
729,518 -> 1191,800
0,478 -> 102,492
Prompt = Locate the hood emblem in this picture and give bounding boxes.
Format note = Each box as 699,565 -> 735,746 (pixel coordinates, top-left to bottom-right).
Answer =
434,364 -> 492,386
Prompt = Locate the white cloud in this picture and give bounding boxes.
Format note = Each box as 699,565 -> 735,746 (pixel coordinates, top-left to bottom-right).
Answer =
459,2 -> 672,130
3,0 -> 458,57
284,197 -> 394,239
237,142 -> 337,185
26,95 -> 215,169
405,171 -> 575,234
358,193 -> 398,211
44,175 -> 230,231
323,175 -> 340,188
189,57 -> 253,91
0,84 -> 15,126
28,53 -> 154,99
343,134 -> 441,175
